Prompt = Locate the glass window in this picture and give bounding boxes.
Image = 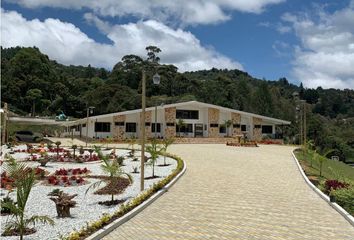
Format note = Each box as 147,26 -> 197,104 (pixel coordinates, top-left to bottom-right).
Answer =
210,123 -> 219,128
254,125 -> 261,129
115,122 -> 124,126
262,125 -> 273,134
126,122 -> 137,132
145,122 -> 151,126
95,122 -> 110,132
233,124 -> 240,128
176,110 -> 199,119
176,124 -> 193,133
241,125 -> 247,131
152,123 -> 161,133
166,122 -> 175,127
219,126 -> 226,133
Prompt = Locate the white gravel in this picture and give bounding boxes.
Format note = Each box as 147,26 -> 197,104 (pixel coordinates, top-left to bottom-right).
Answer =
0,145 -> 177,240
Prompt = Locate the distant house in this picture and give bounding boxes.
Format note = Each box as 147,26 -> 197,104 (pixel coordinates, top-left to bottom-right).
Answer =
63,101 -> 290,141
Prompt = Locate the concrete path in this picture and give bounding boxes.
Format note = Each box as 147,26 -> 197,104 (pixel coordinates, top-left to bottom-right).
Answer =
103,144 -> 354,240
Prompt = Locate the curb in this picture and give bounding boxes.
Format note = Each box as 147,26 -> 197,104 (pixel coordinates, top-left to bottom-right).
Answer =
291,151 -> 354,227
86,159 -> 187,240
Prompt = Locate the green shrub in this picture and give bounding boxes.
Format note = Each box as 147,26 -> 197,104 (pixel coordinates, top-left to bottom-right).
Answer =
333,186 -> 354,216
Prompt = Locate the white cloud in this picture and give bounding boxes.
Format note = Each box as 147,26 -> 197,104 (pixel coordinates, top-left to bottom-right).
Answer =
1,8 -> 242,72
282,4 -> 354,89
7,0 -> 284,25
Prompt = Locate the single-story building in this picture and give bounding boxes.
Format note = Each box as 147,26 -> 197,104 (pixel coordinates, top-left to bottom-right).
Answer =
63,101 -> 291,141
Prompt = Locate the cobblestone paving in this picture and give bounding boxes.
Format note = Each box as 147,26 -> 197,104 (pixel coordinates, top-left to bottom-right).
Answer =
103,144 -> 353,239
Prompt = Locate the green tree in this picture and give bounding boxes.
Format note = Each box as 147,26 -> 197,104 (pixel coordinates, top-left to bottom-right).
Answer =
145,139 -> 162,177
161,138 -> 175,166
26,89 -> 42,116
146,46 -> 161,63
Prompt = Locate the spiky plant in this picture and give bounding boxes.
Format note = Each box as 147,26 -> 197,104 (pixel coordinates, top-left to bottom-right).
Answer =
86,155 -> 132,203
145,139 -> 163,177
161,138 -> 174,166
2,161 -> 54,239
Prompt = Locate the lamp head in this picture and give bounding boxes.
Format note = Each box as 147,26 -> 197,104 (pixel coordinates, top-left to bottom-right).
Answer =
153,73 -> 160,85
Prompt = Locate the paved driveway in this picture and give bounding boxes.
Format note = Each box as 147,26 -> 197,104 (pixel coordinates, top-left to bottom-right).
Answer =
103,144 -> 353,239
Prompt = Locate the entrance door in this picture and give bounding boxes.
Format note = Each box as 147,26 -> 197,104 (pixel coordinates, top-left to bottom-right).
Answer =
194,124 -> 203,137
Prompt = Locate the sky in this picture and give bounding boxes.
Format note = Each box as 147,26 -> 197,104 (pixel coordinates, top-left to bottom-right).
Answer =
1,0 -> 354,89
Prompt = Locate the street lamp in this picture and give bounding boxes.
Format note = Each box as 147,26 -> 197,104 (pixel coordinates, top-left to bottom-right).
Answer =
152,73 -> 161,138
85,106 -> 95,147
140,71 -> 160,192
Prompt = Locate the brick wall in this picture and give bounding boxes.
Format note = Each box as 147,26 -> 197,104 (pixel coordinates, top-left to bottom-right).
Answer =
139,111 -> 152,139
165,107 -> 176,138
208,108 -> 220,138
113,115 -> 126,140
231,112 -> 242,137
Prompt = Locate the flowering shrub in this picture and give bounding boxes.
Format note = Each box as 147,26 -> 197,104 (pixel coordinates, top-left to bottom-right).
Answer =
258,139 -> 283,145
47,175 -> 85,187
226,142 -> 258,147
55,167 -> 90,176
1,172 -> 15,189
324,179 -> 349,194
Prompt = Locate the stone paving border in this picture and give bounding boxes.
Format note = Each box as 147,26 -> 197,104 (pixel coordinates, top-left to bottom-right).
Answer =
292,150 -> 354,227
86,158 -> 187,240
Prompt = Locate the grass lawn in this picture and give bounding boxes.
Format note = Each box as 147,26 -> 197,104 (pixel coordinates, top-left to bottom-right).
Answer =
295,149 -> 354,182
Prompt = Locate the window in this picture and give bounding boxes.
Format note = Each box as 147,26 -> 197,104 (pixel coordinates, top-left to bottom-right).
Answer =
219,126 -> 226,133
241,125 -> 247,131
82,124 -> 86,128
176,110 -> 199,119
262,125 -> 273,134
210,123 -> 219,128
176,124 -> 193,133
126,122 -> 137,132
254,125 -> 261,129
152,123 -> 161,133
115,122 -> 124,126
95,122 -> 110,132
233,124 -> 240,128
166,122 -> 175,127
145,122 -> 151,126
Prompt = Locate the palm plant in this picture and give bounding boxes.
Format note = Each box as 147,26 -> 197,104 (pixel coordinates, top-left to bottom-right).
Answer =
2,161 -> 54,239
86,155 -> 132,203
145,139 -> 163,178
72,144 -> 78,159
128,136 -> 137,156
55,141 -> 61,160
224,120 -> 233,137
316,149 -> 334,177
176,119 -> 186,137
161,138 -> 174,166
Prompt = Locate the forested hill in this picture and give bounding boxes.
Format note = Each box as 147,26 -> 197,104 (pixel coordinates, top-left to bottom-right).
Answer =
1,46 -> 354,161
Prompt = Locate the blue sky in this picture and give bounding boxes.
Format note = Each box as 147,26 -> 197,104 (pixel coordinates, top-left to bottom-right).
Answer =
1,0 -> 354,89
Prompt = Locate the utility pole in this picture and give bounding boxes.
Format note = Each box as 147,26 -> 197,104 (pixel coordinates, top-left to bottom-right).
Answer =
140,70 -> 146,191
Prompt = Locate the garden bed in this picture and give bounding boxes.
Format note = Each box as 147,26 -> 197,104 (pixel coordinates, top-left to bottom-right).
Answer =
0,145 -> 178,240
295,149 -> 354,216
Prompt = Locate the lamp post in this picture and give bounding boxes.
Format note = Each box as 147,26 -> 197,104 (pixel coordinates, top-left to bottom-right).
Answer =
140,71 -> 160,192
85,106 -> 95,147
153,73 -> 161,138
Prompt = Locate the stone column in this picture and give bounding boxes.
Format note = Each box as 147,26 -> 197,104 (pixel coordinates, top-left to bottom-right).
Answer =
253,117 -> 262,141
141,111 -> 152,139
113,115 -> 126,140
231,112 -> 241,137
208,108 -> 219,138
164,107 -> 176,138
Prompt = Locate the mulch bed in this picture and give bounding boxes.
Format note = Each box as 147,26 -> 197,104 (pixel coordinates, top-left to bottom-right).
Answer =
2,228 -> 36,236
144,176 -> 160,180
98,199 -> 125,206
157,164 -> 171,167
90,176 -> 130,195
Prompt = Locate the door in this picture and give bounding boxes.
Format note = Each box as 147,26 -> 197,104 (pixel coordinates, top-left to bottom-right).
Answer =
194,124 -> 203,137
